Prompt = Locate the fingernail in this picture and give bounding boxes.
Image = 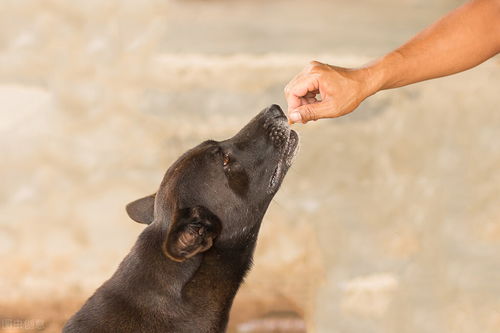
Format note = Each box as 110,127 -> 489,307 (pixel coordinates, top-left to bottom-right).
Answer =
289,112 -> 302,123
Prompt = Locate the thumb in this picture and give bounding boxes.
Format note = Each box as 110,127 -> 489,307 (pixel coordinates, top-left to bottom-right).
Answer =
289,102 -> 326,124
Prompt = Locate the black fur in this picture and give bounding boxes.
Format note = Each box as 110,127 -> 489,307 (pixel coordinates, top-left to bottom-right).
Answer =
63,105 -> 299,333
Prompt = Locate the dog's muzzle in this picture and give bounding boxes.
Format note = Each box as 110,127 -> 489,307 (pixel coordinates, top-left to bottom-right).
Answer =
262,105 -> 300,192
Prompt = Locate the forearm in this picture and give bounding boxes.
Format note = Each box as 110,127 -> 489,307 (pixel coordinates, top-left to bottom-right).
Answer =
284,0 -> 500,123
365,0 -> 500,93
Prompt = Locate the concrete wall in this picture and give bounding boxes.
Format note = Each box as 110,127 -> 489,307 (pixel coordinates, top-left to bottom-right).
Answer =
1,0 -> 499,332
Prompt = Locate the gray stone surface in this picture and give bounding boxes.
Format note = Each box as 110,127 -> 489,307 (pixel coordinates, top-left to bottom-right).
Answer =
0,0 -> 499,332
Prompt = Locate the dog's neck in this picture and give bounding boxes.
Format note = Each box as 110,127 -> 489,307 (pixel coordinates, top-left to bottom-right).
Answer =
114,222 -> 257,332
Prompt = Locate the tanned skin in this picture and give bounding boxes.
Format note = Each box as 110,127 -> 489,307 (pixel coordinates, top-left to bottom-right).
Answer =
284,0 -> 500,124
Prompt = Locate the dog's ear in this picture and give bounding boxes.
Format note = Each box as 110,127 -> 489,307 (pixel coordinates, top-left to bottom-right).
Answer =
126,194 -> 156,224
163,206 -> 222,262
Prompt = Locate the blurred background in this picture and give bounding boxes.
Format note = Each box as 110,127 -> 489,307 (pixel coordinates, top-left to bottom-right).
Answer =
1,0 -> 499,332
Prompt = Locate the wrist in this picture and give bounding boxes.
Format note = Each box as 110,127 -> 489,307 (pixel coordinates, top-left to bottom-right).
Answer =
359,52 -> 400,94
355,64 -> 385,99
354,65 -> 383,99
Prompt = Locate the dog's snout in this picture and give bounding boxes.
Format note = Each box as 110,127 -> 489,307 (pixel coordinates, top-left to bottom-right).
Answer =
266,104 -> 285,118
261,105 -> 289,148
268,125 -> 288,147
269,104 -> 282,112
262,104 -> 287,127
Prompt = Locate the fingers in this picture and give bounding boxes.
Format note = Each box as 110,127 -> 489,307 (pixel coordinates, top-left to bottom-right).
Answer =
289,101 -> 331,124
285,73 -> 325,124
285,92 -> 303,113
284,61 -> 327,123
284,74 -> 320,114
285,60 -> 369,124
286,75 -> 320,104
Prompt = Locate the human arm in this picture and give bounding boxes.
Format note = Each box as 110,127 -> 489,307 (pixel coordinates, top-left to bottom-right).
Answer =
284,0 -> 500,124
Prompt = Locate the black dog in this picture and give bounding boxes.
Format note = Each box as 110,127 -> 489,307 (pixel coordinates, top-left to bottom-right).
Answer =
63,105 -> 299,333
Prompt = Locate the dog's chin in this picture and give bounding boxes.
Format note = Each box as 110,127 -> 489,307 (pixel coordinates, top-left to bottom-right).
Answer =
268,129 -> 299,193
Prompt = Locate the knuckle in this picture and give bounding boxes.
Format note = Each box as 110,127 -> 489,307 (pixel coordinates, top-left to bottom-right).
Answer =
302,106 -> 317,121
309,60 -> 324,70
308,60 -> 319,71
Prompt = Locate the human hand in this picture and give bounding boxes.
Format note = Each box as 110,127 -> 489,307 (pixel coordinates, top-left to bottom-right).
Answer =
284,61 -> 377,124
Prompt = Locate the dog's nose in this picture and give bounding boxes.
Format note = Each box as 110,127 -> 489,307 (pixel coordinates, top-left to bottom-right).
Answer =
266,104 -> 286,119
269,104 -> 281,111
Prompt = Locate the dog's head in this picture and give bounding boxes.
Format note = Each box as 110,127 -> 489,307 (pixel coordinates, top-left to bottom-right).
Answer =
126,104 -> 299,261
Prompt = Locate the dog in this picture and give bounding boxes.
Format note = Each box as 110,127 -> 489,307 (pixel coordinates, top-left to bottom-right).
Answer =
63,104 -> 299,333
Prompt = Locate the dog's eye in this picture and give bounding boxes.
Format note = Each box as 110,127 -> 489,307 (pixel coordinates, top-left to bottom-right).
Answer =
223,153 -> 230,167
